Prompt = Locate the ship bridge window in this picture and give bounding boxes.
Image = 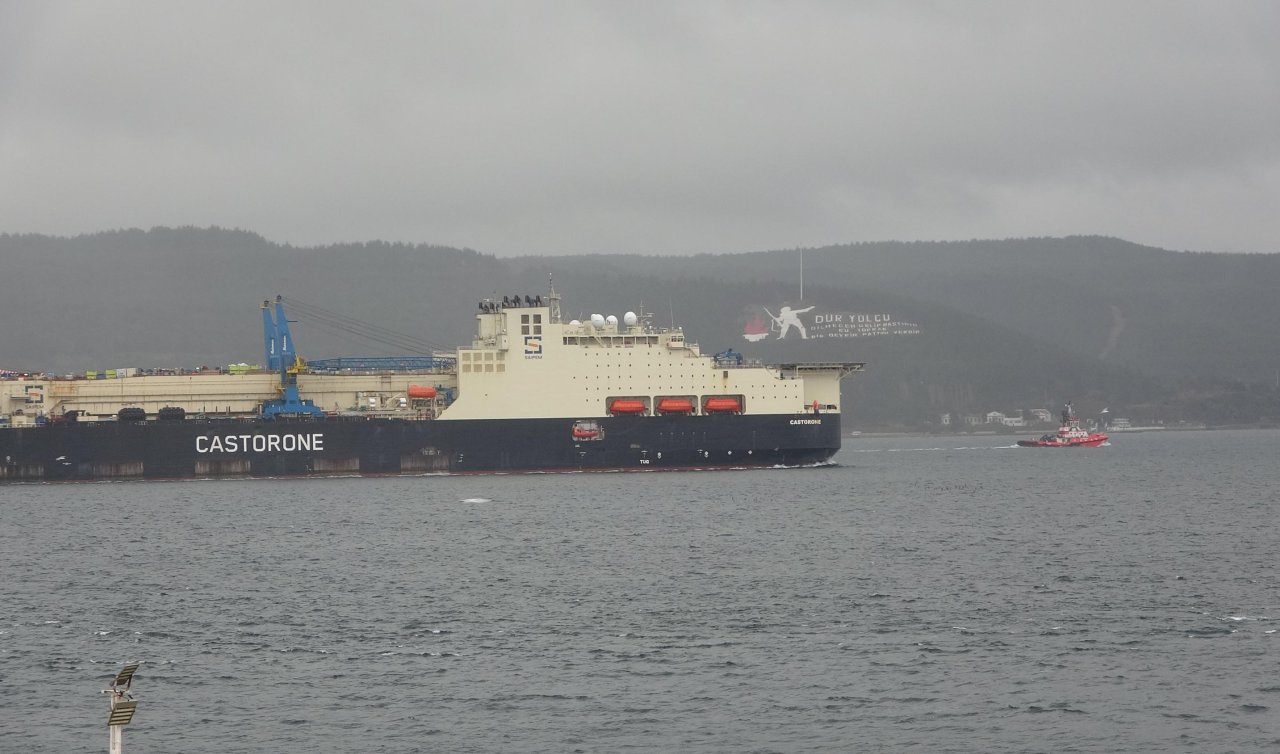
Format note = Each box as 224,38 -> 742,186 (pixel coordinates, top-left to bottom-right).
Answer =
520,315 -> 543,335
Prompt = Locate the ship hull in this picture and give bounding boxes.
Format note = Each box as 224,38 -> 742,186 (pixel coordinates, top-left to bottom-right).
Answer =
1016,435 -> 1108,448
0,413 -> 841,481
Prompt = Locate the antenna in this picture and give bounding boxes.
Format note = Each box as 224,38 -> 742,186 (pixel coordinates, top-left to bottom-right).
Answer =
636,300 -> 653,329
799,248 -> 804,301
547,272 -> 561,323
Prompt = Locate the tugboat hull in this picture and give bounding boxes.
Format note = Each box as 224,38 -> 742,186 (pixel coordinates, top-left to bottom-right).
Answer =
1016,435 -> 1108,448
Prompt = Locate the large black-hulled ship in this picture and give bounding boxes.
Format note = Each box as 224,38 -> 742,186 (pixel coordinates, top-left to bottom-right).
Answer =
1,289 -> 862,481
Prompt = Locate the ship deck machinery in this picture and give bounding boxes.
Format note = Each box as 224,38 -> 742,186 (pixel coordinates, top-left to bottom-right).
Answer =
0,290 -> 863,480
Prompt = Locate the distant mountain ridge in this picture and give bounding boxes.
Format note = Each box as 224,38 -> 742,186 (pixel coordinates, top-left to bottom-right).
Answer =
2,228 -> 1277,427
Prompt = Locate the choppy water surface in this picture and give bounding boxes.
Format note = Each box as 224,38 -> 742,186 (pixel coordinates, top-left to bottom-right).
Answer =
2,430 -> 1277,753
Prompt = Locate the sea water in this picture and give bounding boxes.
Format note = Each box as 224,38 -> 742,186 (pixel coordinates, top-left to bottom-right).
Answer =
1,430 -> 1276,753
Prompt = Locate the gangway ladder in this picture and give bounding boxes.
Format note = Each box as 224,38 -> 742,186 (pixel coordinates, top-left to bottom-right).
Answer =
103,663 -> 140,754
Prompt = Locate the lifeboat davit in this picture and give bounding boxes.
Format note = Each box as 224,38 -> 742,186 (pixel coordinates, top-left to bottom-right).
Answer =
656,397 -> 695,414
407,385 -> 437,399
702,396 -> 742,414
608,398 -> 647,415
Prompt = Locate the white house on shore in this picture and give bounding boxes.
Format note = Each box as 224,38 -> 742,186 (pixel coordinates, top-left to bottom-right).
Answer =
984,410 -> 1027,427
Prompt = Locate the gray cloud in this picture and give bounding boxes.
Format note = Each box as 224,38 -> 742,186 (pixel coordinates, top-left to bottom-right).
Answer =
2,1 -> 1278,254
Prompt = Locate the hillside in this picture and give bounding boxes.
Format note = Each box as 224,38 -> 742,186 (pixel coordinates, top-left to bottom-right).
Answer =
2,228 -> 1278,427
513,237 -> 1280,385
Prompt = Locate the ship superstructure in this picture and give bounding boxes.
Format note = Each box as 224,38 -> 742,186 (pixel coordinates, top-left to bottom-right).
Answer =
445,290 -> 848,421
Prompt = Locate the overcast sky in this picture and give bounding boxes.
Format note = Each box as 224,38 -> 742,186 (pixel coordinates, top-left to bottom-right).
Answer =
2,1 -> 1278,255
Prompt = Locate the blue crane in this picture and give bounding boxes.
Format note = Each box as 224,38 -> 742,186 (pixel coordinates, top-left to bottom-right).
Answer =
260,297 -> 325,419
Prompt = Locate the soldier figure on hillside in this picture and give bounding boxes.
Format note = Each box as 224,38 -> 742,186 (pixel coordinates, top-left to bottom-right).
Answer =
766,304 -> 816,339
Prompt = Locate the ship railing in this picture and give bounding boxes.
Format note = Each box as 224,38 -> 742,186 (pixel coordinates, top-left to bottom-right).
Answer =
774,362 -> 867,379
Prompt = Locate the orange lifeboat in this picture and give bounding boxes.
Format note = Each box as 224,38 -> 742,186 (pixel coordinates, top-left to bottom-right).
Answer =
407,385 -> 437,399
656,397 -> 695,414
703,396 -> 742,414
608,398 -> 647,415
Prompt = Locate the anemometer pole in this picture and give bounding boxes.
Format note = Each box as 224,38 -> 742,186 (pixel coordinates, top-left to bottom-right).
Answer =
103,663 -> 140,754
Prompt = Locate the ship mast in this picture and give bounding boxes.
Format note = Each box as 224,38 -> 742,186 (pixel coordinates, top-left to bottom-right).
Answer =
799,248 -> 804,301
547,274 -> 561,323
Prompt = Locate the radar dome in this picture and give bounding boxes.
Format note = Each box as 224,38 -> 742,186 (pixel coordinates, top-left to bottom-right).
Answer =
623,311 -> 638,327
589,313 -> 606,328
605,314 -> 619,326
569,319 -> 581,326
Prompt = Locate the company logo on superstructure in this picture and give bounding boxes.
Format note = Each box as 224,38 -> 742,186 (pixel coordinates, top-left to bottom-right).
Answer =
524,336 -> 543,359
196,433 -> 325,454
790,418 -> 823,425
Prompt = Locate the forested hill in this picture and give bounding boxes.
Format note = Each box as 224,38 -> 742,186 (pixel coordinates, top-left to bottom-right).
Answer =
511,237 -> 1280,386
2,228 -> 1278,427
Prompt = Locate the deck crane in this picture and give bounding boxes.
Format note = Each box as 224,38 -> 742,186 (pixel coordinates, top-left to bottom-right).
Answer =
260,296 -> 325,419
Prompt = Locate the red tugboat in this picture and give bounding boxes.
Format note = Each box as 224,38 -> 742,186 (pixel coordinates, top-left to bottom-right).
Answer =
1018,403 -> 1109,448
